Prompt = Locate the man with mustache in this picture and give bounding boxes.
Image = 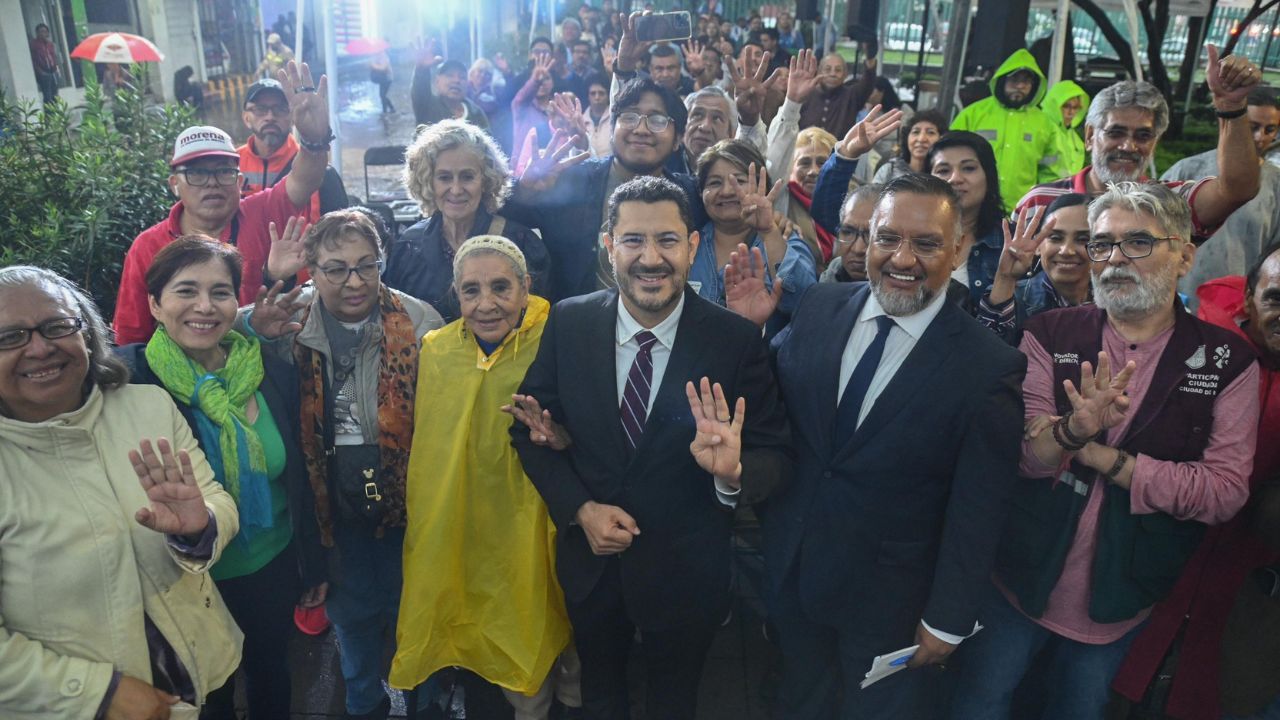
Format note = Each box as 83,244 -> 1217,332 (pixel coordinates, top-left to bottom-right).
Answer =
1160,90 -> 1280,306
236,78 -> 349,225
412,58 -> 491,130
763,173 -> 1027,718
951,49 -> 1059,211
1016,45 -> 1262,247
511,176 -> 791,719
114,62 -> 333,345
949,182 -> 1261,720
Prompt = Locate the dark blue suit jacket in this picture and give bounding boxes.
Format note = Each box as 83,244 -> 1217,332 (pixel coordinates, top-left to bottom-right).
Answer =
512,287 -> 792,630
765,282 -> 1026,648
500,156 -> 706,301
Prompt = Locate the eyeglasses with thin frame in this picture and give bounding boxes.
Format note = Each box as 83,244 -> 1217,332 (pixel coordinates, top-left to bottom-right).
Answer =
836,225 -> 870,249
1085,233 -> 1176,262
177,166 -> 240,187
0,317 -> 84,351
246,103 -> 290,117
616,112 -> 673,133
317,260 -> 384,285
871,234 -> 946,258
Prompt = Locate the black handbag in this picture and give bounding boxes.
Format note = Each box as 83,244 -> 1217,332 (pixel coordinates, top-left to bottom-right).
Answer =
322,360 -> 388,526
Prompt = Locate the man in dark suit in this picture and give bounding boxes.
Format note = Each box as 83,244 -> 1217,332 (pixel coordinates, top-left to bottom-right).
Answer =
510,176 -> 791,720
766,173 -> 1027,718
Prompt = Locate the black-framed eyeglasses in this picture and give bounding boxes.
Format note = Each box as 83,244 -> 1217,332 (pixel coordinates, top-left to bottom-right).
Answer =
1085,234 -> 1176,262
0,317 -> 84,351
317,260 -> 384,285
177,166 -> 240,187
616,112 -> 672,133
836,225 -> 870,248
871,234 -> 946,258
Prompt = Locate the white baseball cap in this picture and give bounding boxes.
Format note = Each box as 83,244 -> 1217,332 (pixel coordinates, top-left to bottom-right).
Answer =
171,125 -> 239,167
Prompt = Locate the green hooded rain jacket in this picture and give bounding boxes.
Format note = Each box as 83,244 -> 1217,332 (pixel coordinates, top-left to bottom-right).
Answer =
1041,80 -> 1091,180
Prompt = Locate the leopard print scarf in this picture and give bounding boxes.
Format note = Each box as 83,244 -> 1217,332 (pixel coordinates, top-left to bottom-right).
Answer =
295,285 -> 418,545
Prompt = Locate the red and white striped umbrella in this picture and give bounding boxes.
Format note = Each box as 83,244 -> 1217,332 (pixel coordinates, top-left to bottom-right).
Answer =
70,32 -> 165,63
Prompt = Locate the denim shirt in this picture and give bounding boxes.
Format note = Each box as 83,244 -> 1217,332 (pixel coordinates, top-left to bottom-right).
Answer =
963,225 -> 1005,303
689,223 -> 773,305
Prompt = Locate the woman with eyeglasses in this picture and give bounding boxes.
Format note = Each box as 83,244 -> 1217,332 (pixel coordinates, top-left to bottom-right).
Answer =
0,265 -> 241,719
384,119 -> 550,324
114,234 -> 328,720
977,193 -> 1094,344
243,210 -> 444,720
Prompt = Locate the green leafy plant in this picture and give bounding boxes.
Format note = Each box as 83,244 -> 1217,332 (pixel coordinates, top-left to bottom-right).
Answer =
0,80 -> 194,319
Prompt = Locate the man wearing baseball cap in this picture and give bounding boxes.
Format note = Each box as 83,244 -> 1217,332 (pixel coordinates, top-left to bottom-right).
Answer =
113,61 -> 333,345
237,77 -> 348,221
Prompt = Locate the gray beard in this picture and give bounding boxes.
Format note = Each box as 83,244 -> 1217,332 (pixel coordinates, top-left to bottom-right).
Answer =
1092,262 -> 1177,321
870,275 -> 935,316
1090,151 -> 1146,185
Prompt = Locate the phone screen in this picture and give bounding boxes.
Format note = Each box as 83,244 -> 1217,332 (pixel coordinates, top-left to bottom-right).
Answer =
635,12 -> 693,43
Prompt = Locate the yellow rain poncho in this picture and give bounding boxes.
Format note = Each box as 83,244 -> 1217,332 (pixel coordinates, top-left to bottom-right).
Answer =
390,295 -> 569,695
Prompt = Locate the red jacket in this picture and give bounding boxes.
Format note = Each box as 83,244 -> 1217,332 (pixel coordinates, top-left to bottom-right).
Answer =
112,181 -> 305,345
1112,276 -> 1280,719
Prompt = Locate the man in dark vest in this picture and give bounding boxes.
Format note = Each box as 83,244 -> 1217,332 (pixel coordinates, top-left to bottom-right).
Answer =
948,182 -> 1263,720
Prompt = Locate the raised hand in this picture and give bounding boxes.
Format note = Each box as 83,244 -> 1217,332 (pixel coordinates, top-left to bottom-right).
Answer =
1206,43 -> 1261,110
601,43 -> 618,73
837,104 -> 903,159
250,280 -> 305,339
503,393 -> 573,450
549,92 -> 589,148
277,61 -> 330,146
129,438 -> 208,536
686,377 -> 745,484
684,39 -> 707,76
729,162 -> 784,234
576,500 -> 640,555
1063,351 -> 1137,439
530,52 -> 555,83
997,205 -> 1052,281
616,12 -> 654,73
786,49 -> 819,105
730,50 -> 783,125
518,128 -> 590,193
267,215 -> 309,282
725,243 -> 783,327
414,36 -> 444,67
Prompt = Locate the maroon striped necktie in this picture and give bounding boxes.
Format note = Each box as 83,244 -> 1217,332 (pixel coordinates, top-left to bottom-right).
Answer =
620,330 -> 659,449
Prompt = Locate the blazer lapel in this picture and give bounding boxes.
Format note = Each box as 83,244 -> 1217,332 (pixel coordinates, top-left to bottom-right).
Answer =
816,286 -> 869,460
836,300 -> 960,461
585,290 -> 630,463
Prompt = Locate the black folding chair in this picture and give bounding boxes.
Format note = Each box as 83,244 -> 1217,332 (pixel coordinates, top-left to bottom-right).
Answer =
362,144 -> 407,202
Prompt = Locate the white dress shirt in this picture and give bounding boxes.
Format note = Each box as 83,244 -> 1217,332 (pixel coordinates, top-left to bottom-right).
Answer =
837,289 -> 975,646
616,294 -> 739,505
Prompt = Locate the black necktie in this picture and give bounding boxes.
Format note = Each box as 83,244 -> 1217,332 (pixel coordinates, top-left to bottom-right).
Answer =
833,315 -> 896,448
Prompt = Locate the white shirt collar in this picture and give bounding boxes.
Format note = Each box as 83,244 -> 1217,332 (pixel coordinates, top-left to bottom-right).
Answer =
858,286 -> 949,340
617,291 -> 685,350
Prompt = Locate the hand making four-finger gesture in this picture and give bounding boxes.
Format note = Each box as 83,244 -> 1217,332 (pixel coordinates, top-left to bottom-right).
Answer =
1063,351 -> 1138,441
684,39 -> 706,76
729,162 -> 784,235
729,50 -> 783,126
725,243 -> 783,327
786,49 -> 820,105
277,61 -> 330,147
837,104 -> 903,159
519,128 -> 590,193
686,377 -> 745,486
129,438 -> 209,537
997,205 -> 1052,284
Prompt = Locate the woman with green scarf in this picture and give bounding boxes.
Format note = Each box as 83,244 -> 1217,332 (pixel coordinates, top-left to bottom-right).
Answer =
116,234 -> 327,720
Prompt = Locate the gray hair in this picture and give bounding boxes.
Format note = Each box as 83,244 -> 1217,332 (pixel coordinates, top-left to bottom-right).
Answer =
403,119 -> 513,216
684,85 -> 739,136
1086,80 -> 1170,138
1087,181 -> 1192,245
840,183 -> 885,222
0,266 -> 129,391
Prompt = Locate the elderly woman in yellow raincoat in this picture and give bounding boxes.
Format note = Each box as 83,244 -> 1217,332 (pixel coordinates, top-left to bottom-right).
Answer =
390,236 -> 579,719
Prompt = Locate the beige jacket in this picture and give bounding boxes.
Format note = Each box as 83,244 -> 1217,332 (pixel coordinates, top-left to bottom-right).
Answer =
0,385 -> 242,719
